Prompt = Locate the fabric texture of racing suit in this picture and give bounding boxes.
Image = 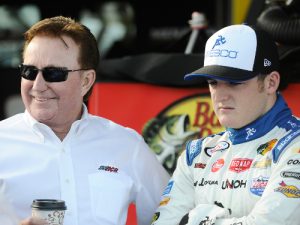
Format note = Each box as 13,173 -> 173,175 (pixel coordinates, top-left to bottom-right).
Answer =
152,94 -> 300,225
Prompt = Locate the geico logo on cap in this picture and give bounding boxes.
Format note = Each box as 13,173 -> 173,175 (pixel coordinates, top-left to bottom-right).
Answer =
206,48 -> 238,59
204,26 -> 257,70
184,24 -> 279,82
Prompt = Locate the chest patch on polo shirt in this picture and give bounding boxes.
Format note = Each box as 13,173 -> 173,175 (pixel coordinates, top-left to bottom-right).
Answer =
98,165 -> 119,173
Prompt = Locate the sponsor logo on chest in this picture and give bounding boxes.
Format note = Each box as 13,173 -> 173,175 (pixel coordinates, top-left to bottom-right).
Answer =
98,165 -> 119,173
281,171 -> 300,180
204,141 -> 230,157
229,158 -> 253,173
221,179 -> 247,189
211,158 -> 225,172
194,162 -> 206,169
251,157 -> 272,169
250,176 -> 269,196
275,181 -> 300,198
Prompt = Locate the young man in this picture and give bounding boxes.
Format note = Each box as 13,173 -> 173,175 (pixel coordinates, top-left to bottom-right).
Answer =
152,24 -> 300,225
0,16 -> 169,225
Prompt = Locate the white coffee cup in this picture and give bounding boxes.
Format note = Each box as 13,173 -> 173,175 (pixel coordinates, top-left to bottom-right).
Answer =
31,199 -> 67,225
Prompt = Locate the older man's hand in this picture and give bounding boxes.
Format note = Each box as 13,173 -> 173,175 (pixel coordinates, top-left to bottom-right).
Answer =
19,217 -> 48,225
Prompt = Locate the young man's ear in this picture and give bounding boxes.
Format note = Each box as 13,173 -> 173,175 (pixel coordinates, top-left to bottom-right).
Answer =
81,69 -> 96,97
265,71 -> 280,94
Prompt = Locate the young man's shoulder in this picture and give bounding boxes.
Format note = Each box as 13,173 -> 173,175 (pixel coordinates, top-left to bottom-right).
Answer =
272,123 -> 300,163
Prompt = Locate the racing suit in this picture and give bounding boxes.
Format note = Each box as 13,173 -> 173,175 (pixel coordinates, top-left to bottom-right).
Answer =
152,94 -> 300,225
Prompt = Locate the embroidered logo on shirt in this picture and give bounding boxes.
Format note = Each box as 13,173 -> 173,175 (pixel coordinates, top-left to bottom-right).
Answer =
151,212 -> 160,223
163,180 -> 174,195
281,171 -> 300,181
287,120 -> 297,128
275,129 -> 300,153
246,127 -> 256,140
256,139 -> 277,155
159,197 -> 170,206
275,181 -> 300,198
194,162 -> 206,169
204,141 -> 230,157
252,157 -> 272,169
229,158 -> 253,173
287,159 -> 300,165
211,158 -> 225,172
250,176 -> 269,196
194,178 -> 218,187
98,165 -> 118,173
221,179 -> 247,189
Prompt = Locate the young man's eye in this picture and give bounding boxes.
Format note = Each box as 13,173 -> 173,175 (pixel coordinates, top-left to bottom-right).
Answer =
229,82 -> 243,86
207,80 -> 217,85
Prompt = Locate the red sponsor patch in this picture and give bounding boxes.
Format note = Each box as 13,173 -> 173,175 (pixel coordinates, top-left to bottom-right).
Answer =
211,158 -> 225,172
229,158 -> 253,173
195,163 -> 206,169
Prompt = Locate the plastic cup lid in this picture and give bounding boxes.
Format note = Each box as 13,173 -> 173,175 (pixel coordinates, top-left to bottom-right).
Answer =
31,199 -> 67,210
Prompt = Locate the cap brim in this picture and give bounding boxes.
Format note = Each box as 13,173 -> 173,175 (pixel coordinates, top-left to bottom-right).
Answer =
184,65 -> 257,82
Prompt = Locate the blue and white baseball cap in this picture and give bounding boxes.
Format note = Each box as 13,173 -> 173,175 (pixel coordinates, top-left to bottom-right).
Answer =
184,24 -> 279,82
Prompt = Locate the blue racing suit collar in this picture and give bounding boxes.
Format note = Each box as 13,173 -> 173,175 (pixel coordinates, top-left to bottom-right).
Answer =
227,94 -> 293,144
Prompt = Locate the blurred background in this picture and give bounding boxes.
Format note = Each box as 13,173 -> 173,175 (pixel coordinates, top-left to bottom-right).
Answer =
0,0 -> 299,120
0,0 -> 255,119
0,0 -> 234,63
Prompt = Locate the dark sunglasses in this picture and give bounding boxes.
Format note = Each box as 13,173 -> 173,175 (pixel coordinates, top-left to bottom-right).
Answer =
19,64 -> 90,82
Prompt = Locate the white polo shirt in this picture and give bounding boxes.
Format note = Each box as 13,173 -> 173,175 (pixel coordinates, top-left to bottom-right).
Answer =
0,105 -> 170,225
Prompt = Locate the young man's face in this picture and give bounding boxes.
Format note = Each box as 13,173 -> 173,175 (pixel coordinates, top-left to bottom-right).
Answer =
208,77 -> 270,129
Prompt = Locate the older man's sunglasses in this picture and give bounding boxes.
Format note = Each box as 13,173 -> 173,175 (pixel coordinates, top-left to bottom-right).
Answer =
19,64 -> 90,82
